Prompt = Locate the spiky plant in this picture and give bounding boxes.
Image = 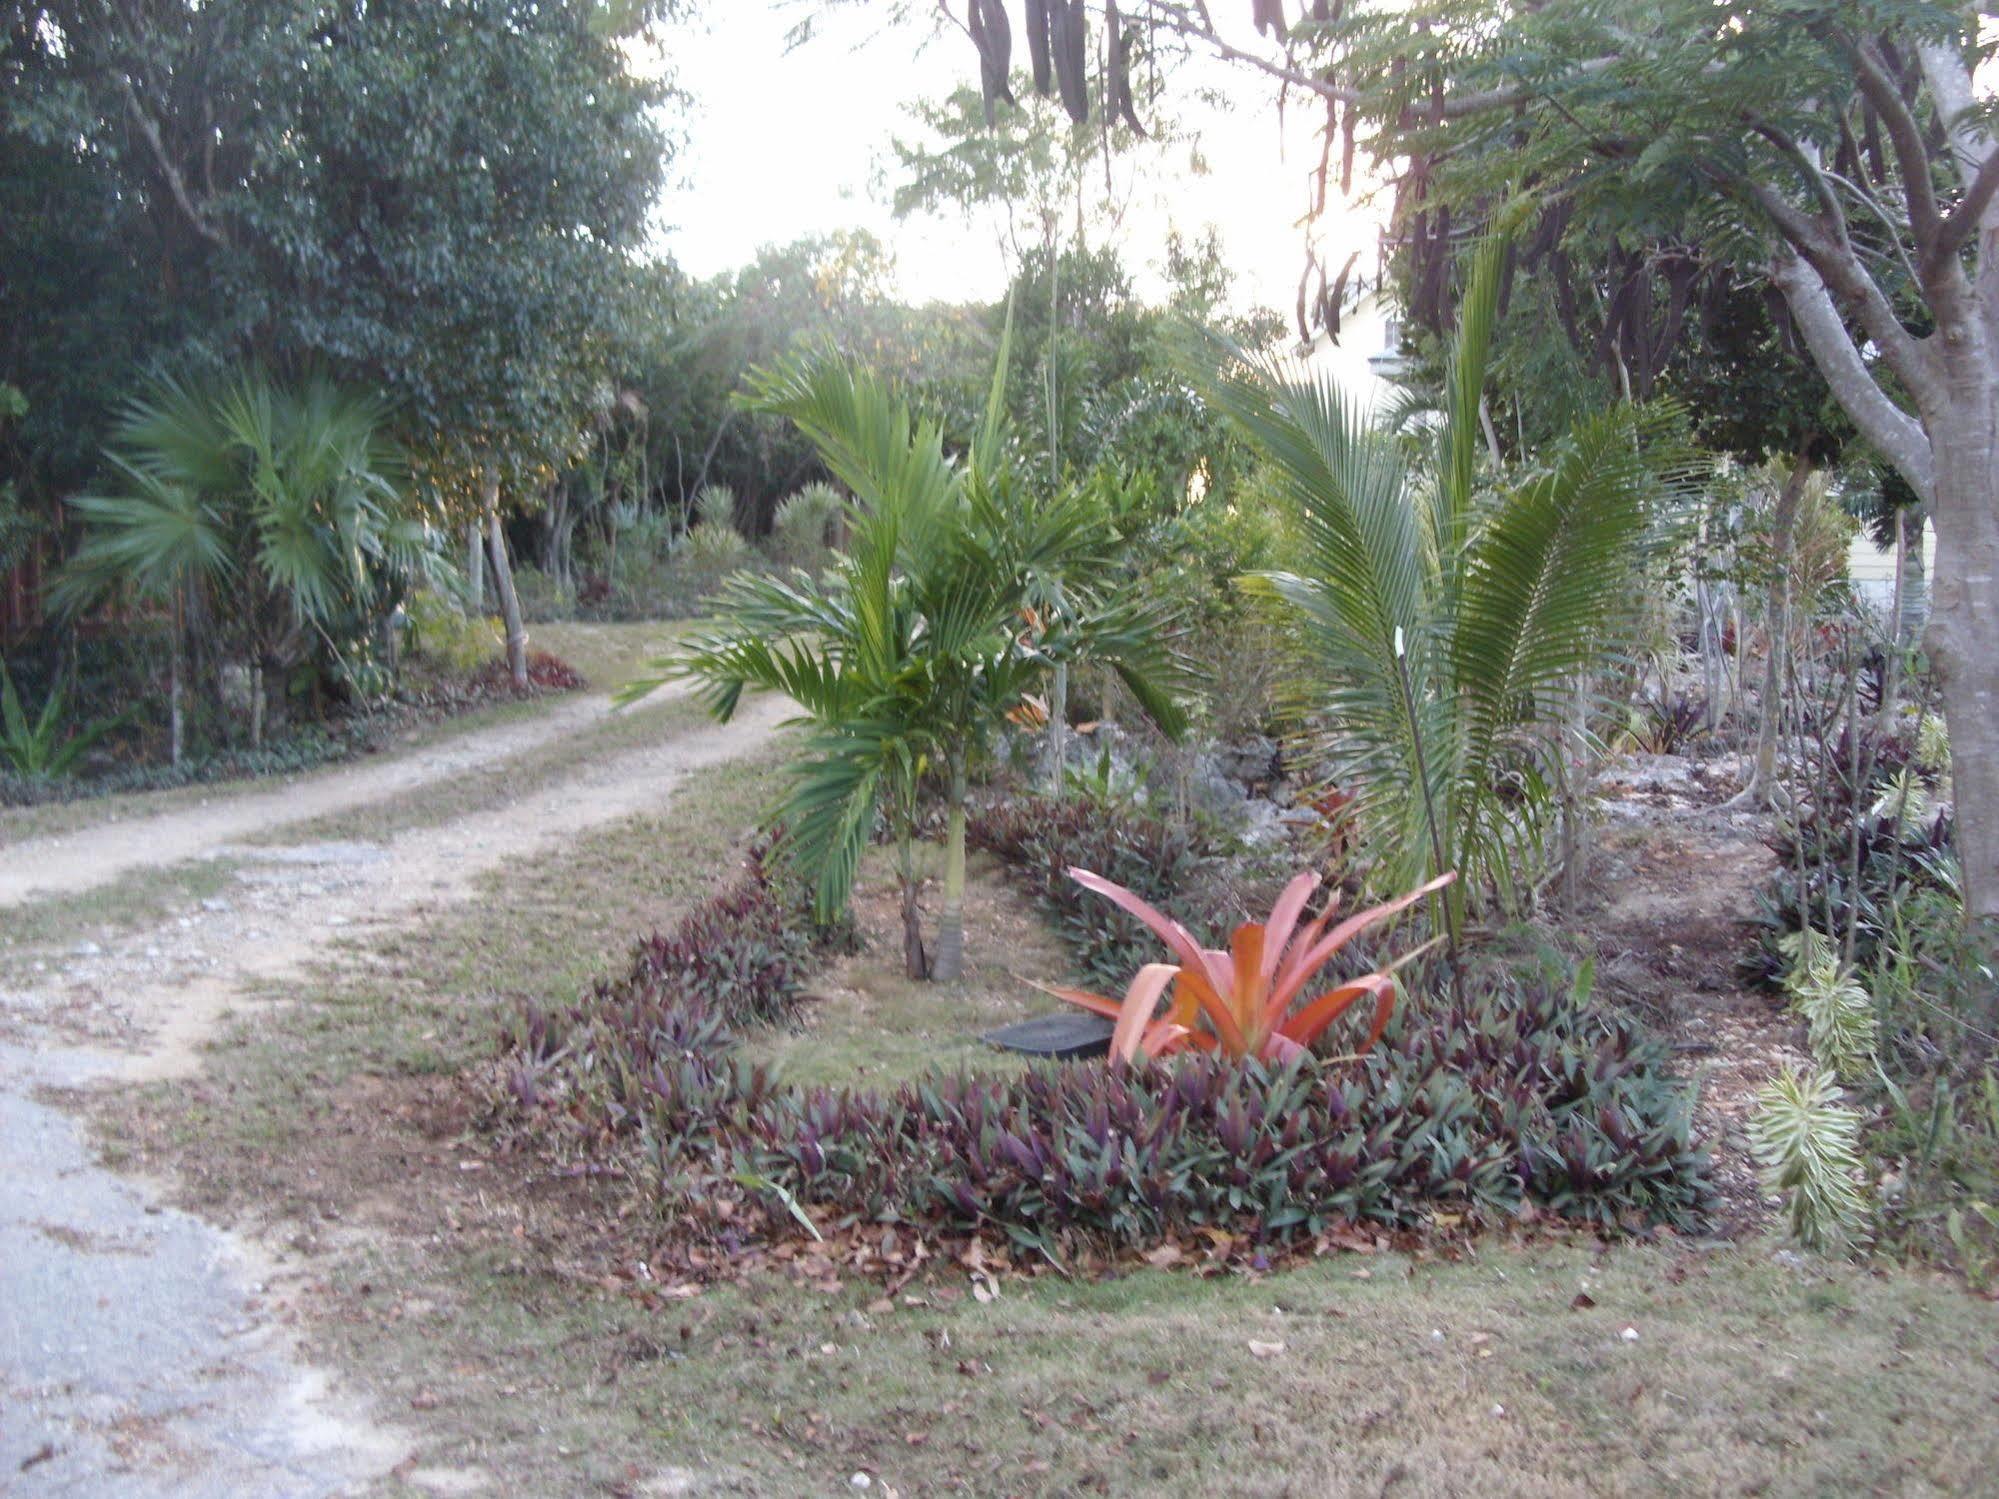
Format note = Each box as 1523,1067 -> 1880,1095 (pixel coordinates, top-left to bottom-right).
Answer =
1779,928 -> 1879,1080
1916,715 -> 1951,775
1747,1069 -> 1870,1251
772,481 -> 844,564
1197,230 -> 1697,933
1869,767 -> 1936,829
684,483 -> 747,565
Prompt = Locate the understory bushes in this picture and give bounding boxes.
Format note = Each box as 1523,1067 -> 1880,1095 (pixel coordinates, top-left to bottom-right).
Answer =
501,853 -> 1714,1254
967,789 -> 1263,988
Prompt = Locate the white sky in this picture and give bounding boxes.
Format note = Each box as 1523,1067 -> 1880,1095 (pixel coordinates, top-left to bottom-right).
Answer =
654,4 -> 1383,318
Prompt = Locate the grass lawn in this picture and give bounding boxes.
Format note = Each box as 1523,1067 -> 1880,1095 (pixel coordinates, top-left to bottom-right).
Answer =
95,743 -> 1999,1497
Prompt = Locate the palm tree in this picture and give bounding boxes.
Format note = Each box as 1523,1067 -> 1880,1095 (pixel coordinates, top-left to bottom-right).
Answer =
1198,234 -> 1697,942
633,345 -> 1185,980
54,368 -> 449,756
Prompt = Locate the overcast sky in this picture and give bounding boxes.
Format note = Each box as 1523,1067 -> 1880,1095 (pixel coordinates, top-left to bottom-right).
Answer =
654,4 -> 1382,318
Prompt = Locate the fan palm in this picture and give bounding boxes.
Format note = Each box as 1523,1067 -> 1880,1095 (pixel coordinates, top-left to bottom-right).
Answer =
54,368 -> 447,755
630,338 -> 1186,980
1197,234 -> 1697,937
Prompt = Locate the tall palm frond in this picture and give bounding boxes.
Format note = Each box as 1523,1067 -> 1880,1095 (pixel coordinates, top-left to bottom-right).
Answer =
1196,231 -> 1698,911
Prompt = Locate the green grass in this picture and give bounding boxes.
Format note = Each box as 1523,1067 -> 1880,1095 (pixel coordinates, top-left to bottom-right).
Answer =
740,849 -> 1066,1090
0,858 -> 239,978
256,689 -> 716,846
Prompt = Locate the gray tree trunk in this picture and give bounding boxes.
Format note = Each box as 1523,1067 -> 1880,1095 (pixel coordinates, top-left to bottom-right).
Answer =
1923,408 -> 1999,935
484,477 -> 529,690
466,520 -> 485,610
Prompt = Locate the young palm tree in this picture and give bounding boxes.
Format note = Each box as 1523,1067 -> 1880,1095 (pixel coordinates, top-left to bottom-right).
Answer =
55,368 -> 448,753
631,346 -> 1185,980
1199,235 -> 1697,938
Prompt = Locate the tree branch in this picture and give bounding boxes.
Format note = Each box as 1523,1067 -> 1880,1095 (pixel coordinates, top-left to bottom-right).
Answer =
1740,176 -> 1930,399
1918,38 -> 1991,186
1935,148 -> 1999,263
119,74 -> 228,249
1770,250 -> 1933,503
1847,35 -> 1942,248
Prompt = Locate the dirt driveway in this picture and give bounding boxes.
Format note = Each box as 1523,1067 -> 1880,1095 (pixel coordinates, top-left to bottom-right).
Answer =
0,681 -> 785,1497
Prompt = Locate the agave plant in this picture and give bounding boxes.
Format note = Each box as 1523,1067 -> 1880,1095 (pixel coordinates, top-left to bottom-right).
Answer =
1037,867 -> 1455,1066
0,667 -> 119,781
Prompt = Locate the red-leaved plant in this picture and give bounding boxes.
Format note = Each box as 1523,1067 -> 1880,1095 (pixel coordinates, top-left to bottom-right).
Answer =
1035,867 -> 1455,1067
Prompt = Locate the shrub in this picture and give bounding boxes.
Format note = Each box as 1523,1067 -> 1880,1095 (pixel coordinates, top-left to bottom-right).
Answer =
968,790 -> 1240,986
404,591 -> 500,675
503,963 -> 1713,1256
771,481 -> 843,568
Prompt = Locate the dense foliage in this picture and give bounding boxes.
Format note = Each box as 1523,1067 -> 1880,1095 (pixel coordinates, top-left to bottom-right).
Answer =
967,787 -> 1241,986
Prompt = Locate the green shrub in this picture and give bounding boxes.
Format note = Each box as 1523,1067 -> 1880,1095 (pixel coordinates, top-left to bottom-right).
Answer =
967,788 -> 1240,987
403,591 -> 500,674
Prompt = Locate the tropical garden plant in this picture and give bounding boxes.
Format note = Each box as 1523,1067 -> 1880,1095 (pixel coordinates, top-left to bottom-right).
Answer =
632,333 -> 1186,980
52,368 -> 455,761
1036,866 -> 1453,1066
1196,230 -> 1698,938
0,666 -> 119,781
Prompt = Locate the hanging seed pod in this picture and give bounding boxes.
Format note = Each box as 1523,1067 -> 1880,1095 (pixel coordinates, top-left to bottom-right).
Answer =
1253,0 -> 1289,41
967,0 -> 1016,124
1107,1 -> 1145,135
1025,0 -> 1054,96
1054,0 -> 1090,124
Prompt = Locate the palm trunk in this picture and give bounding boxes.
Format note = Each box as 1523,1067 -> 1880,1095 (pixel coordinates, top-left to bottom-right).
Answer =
1046,661 -> 1069,796
898,826 -> 927,981
931,748 -> 969,982
250,661 -> 265,751
484,475 -> 529,690
169,586 -> 185,771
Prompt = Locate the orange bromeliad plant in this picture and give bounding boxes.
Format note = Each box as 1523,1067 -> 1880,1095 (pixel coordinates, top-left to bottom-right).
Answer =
1037,867 -> 1456,1067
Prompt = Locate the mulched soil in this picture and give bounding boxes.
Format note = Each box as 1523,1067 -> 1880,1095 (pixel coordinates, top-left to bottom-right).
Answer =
1584,753 -> 1807,1234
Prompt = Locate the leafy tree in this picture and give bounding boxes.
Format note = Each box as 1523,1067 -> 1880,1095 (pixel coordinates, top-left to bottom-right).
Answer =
646,344 -> 1186,981
5,1 -> 683,683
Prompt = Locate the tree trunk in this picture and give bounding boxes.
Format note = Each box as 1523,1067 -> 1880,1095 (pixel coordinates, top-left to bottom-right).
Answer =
897,829 -> 927,980
484,476 -> 529,690
249,661 -> 265,751
466,520 -> 485,609
931,750 -> 969,982
1046,660 -> 1069,797
169,587 -> 185,771
1736,451 -> 1813,807
1923,414 -> 1999,940
1875,505 -> 1907,732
